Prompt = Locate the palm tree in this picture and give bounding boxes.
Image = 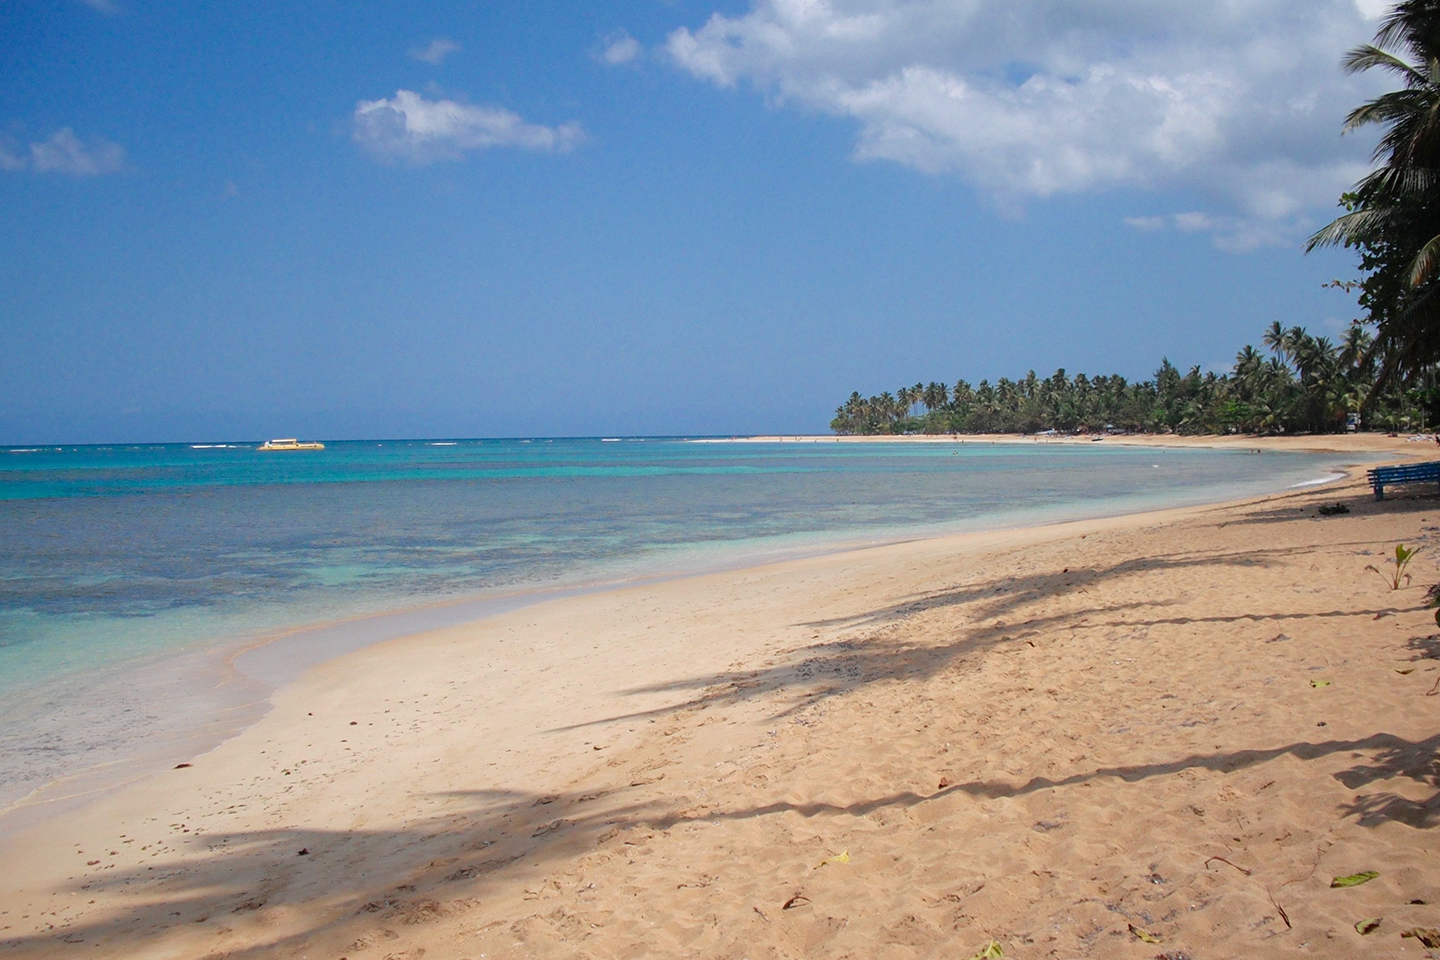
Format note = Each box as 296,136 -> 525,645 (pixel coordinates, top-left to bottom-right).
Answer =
922,381 -> 949,412
830,314 -> 1434,436
1235,344 -> 1264,377
894,386 -> 913,420
1307,1 -> 1440,398
1262,321 -> 1289,361
1340,322 -> 1375,368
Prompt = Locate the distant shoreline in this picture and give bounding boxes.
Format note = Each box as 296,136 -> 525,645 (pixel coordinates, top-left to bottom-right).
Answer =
697,431 -> 1431,456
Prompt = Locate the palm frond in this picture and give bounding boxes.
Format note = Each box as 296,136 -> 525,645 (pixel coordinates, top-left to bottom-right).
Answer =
1411,232 -> 1440,285
1306,208 -> 1410,251
1345,44 -> 1429,85
1345,90 -> 1433,133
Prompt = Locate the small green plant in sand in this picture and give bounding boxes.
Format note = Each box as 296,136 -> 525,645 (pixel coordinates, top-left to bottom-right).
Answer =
1366,544 -> 1418,590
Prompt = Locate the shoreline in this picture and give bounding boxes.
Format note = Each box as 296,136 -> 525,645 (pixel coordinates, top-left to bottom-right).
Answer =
705,430 -> 1438,455
0,442 -> 1365,835
1,434 -> 1432,958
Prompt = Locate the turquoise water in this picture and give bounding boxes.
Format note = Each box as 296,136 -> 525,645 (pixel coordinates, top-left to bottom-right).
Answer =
0,437 -> 1348,813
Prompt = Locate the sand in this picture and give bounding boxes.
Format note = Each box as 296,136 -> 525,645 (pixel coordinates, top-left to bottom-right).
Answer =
3,434 -> 1439,959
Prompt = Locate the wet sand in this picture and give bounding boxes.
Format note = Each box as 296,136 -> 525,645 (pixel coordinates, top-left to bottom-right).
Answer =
2,434 -> 1437,959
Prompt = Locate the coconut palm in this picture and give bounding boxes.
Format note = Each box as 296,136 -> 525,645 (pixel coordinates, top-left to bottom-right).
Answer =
1340,322 -> 1375,369
1235,344 -> 1265,380
1307,0 -> 1440,397
830,315 -> 1433,436
922,381 -> 949,412
1262,321 -> 1290,361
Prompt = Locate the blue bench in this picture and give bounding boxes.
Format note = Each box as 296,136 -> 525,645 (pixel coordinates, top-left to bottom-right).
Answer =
1367,461 -> 1440,500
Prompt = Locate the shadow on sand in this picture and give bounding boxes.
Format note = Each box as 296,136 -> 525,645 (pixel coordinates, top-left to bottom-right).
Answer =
11,727 -> 1438,957
553,539 -> 1412,732
1207,484 -> 1440,528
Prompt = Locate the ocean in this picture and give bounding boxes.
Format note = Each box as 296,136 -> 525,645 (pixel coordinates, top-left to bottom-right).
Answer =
0,437 -> 1350,819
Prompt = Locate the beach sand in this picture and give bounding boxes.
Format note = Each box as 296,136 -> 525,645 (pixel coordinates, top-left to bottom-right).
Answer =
3,435 -> 1439,959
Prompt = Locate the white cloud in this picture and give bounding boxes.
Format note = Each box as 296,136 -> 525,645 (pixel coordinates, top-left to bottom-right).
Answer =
30,128 -> 126,175
664,0 -> 1389,248
600,32 -> 642,65
1118,210 -> 1290,253
1174,212 -> 1217,233
1,128 -> 126,176
352,90 -> 583,164
411,38 -> 460,66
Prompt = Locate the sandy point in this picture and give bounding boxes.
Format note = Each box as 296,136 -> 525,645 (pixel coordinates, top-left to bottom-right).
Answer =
2,434 -> 1439,959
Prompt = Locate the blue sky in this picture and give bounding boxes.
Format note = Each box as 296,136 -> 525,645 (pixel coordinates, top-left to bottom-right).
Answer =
0,0 -> 1392,442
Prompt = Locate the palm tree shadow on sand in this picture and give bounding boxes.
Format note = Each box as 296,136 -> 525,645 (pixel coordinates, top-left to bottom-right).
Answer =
555,541 -> 1407,732
10,729 -> 1439,958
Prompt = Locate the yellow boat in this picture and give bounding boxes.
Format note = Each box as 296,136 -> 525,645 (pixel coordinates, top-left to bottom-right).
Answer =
258,438 -> 325,451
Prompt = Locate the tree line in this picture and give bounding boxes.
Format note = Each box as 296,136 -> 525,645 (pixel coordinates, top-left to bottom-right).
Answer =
836,2 -> 1440,439
830,321 -> 1439,436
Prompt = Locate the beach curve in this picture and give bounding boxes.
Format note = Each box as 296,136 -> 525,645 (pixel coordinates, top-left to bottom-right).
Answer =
0,434 -> 1435,958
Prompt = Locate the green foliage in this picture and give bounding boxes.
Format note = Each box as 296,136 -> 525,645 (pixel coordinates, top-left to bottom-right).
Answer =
1306,3 -> 1440,404
1366,544 -> 1418,590
829,321 -> 1435,436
